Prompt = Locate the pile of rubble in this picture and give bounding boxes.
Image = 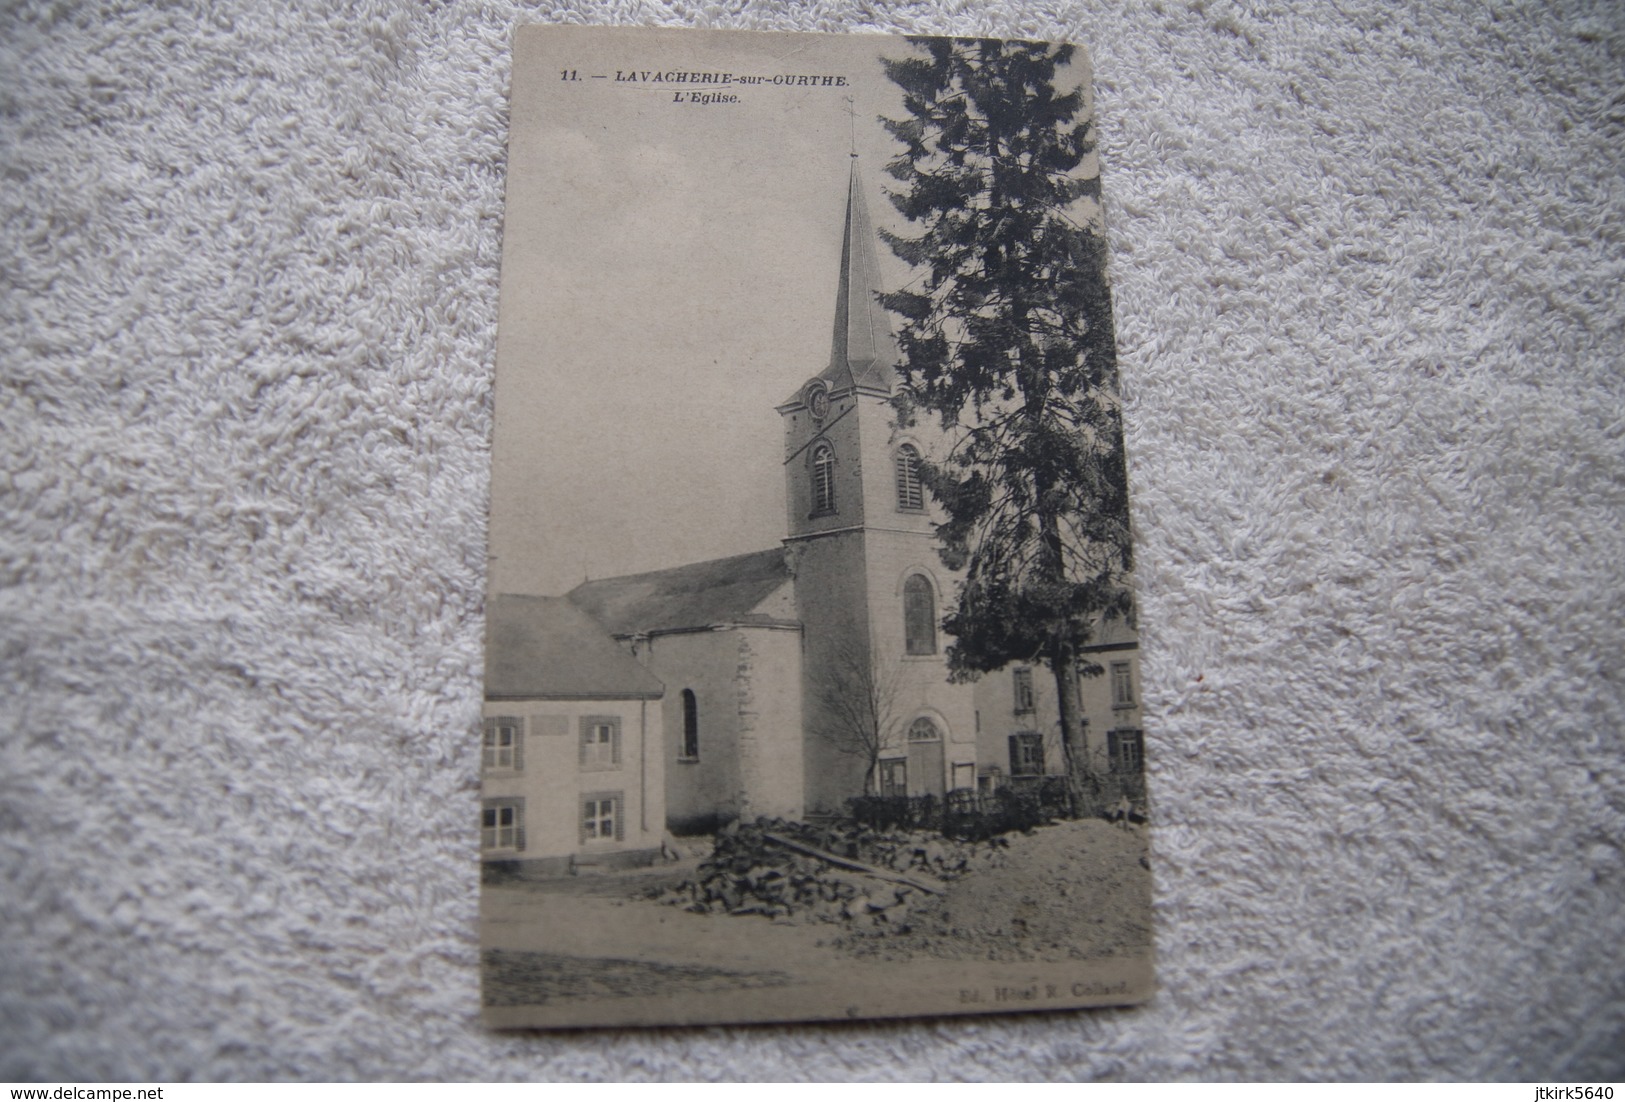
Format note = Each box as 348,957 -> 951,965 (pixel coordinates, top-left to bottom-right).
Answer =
654,817 -> 1010,927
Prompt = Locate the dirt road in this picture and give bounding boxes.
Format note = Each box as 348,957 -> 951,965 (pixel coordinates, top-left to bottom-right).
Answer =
482,818 -> 1152,1025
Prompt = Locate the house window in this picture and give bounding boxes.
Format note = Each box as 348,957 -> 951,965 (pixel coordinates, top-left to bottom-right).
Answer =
483,715 -> 522,771
1013,667 -> 1035,713
908,716 -> 941,742
680,689 -> 699,761
879,759 -> 907,797
579,716 -> 621,771
903,574 -> 936,655
1112,661 -> 1135,708
895,444 -> 924,511
1009,731 -> 1045,776
811,442 -> 836,515
581,792 -> 623,844
481,798 -> 525,853
1108,728 -> 1145,775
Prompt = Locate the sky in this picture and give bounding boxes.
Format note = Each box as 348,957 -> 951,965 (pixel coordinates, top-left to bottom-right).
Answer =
488,28 -> 1094,597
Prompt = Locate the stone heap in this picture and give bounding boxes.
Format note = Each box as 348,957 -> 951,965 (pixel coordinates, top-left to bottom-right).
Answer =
655,817 -> 1011,926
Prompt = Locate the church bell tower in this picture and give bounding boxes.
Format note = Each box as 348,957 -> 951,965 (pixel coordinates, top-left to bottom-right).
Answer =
778,159 -> 978,814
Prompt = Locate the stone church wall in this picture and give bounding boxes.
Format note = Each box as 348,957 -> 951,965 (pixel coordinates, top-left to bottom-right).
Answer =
732,625 -> 805,822
640,624 -> 805,833
862,528 -> 979,794
638,631 -> 744,835
783,391 -> 869,536
788,529 -> 875,816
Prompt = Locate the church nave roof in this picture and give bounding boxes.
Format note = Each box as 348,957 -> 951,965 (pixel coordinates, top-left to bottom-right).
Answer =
567,547 -> 795,637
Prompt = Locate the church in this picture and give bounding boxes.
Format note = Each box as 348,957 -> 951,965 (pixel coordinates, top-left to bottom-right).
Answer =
482,163 -> 1141,874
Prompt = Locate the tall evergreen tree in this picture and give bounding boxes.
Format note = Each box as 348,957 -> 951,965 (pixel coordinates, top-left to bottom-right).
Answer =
879,37 -> 1133,813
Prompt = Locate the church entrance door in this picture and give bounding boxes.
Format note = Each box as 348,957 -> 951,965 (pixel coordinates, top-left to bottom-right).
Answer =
905,718 -> 945,799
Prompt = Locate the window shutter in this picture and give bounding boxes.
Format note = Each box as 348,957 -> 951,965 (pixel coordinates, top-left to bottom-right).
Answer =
1107,730 -> 1120,769
1008,734 -> 1020,775
812,444 -> 836,514
611,719 -> 622,766
895,447 -> 923,510
514,802 -> 526,852
579,718 -> 588,767
1033,737 -> 1045,775
482,717 -> 496,768
512,717 -> 524,772
615,796 -> 625,841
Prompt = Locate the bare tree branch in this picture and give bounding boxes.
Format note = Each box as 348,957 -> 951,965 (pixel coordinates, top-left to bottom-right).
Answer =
814,631 -> 905,796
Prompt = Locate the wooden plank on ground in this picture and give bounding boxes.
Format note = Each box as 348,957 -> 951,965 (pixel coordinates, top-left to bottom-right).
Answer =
762,832 -> 945,895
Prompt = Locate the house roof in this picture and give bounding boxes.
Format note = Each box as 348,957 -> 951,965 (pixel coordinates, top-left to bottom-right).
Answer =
486,594 -> 665,700
1080,615 -> 1139,652
567,547 -> 794,636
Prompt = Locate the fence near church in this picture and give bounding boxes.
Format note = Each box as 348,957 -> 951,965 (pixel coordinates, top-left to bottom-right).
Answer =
847,769 -> 1144,841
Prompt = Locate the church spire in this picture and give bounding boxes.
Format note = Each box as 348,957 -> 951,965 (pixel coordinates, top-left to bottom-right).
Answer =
822,158 -> 900,393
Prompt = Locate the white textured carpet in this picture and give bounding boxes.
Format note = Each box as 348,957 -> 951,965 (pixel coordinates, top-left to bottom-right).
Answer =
3,0 -> 1623,1082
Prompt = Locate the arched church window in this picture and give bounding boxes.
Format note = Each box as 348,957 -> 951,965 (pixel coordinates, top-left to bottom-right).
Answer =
811,442 -> 836,515
680,689 -> 699,761
895,444 -> 924,511
903,574 -> 936,655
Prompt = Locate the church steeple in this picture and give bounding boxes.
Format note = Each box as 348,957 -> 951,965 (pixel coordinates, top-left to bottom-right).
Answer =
776,163 -> 976,819
778,159 -> 920,538
820,158 -> 900,394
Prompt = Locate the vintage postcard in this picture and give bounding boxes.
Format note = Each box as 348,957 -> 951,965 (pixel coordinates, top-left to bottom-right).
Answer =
482,24 -> 1150,1028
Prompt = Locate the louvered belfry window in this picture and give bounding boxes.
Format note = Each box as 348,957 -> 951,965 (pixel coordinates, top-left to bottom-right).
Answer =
895,444 -> 924,511
811,443 -> 836,515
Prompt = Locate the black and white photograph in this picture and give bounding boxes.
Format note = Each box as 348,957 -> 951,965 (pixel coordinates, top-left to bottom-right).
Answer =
481,25 -> 1152,1029
8,0 -> 1623,1079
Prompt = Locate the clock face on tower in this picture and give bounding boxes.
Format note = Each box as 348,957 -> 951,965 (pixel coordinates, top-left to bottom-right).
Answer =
805,381 -> 830,422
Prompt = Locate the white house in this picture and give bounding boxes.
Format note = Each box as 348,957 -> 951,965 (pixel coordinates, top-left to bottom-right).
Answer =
482,595 -> 666,875
970,617 -> 1143,800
